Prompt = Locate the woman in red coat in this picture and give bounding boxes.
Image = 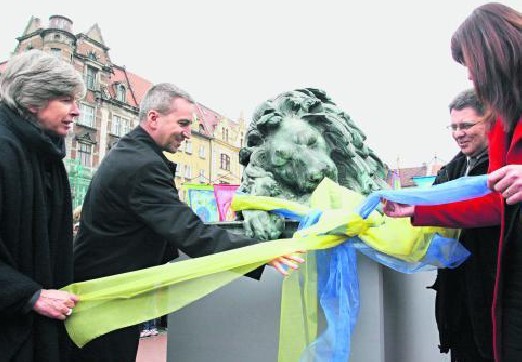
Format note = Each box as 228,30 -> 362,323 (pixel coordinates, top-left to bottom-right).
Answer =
383,3 -> 521,362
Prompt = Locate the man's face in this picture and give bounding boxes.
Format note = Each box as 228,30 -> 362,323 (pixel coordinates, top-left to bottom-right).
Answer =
152,98 -> 194,153
450,106 -> 488,157
30,97 -> 80,137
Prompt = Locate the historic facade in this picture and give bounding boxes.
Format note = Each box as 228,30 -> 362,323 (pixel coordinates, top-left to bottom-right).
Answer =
0,15 -> 246,206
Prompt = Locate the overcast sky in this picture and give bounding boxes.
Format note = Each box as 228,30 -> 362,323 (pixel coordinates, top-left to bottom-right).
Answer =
2,1 -> 520,168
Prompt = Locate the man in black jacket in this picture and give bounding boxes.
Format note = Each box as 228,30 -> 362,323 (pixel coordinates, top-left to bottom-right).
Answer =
73,83 -> 303,362
0,50 -> 85,361
432,89 -> 498,362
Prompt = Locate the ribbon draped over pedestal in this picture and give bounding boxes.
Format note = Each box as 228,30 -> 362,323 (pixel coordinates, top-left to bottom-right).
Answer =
62,176 -> 490,361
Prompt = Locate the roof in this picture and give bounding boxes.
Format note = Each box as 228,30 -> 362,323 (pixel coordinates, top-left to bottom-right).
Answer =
386,166 -> 428,188
194,103 -> 222,135
109,68 -> 223,137
110,67 -> 152,108
1,15 -> 229,139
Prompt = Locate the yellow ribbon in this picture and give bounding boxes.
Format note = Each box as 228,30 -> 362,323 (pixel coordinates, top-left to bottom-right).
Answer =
63,178 -> 456,351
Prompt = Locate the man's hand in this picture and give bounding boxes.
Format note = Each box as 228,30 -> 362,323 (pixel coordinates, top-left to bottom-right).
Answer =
269,253 -> 305,276
33,289 -> 79,320
381,199 -> 415,218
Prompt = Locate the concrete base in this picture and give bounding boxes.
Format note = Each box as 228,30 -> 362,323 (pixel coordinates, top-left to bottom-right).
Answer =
167,254 -> 386,362
166,221 -> 446,362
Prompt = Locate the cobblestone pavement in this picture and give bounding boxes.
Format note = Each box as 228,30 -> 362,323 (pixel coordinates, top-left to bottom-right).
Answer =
136,331 -> 167,362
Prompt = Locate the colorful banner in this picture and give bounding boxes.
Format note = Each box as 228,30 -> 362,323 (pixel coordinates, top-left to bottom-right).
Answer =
213,184 -> 239,221
183,184 -> 219,222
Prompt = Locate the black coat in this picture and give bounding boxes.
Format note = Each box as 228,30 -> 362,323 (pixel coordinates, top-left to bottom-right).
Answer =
74,126 -> 263,281
0,103 -> 74,362
73,126 -> 265,361
431,151 -> 499,360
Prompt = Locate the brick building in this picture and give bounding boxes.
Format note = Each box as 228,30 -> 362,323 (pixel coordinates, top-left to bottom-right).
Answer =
0,15 -> 246,207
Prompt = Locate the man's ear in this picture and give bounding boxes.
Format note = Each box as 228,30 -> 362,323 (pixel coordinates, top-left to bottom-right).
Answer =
28,105 -> 38,114
148,110 -> 159,129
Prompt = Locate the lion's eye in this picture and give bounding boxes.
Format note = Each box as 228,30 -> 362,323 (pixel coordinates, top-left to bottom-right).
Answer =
276,149 -> 291,159
271,149 -> 291,166
306,136 -> 318,146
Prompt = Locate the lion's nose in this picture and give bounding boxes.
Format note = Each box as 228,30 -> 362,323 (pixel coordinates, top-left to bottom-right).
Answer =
308,171 -> 324,183
308,164 -> 335,182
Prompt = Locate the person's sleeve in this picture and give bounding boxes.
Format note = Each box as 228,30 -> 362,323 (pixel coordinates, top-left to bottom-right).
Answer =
128,161 -> 265,260
413,193 -> 501,228
0,258 -> 42,316
0,155 -> 42,315
22,290 -> 41,313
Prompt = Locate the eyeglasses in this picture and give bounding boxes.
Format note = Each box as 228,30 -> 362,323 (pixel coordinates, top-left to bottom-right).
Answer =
446,119 -> 484,132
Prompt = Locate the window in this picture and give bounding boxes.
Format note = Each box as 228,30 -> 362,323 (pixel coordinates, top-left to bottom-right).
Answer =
226,129 -> 229,142
77,103 -> 95,127
199,124 -> 205,133
199,170 -> 206,183
184,165 -> 192,179
111,115 -> 131,137
220,153 -> 230,171
87,51 -> 98,61
50,48 -> 61,58
221,127 -> 225,140
184,140 -> 192,154
199,145 -> 206,158
175,164 -> 182,178
85,66 -> 98,90
240,132 -> 244,146
115,84 -> 126,102
78,143 -> 92,167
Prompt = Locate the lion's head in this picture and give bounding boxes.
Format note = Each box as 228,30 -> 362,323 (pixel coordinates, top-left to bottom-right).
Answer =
240,88 -> 388,200
238,88 -> 389,239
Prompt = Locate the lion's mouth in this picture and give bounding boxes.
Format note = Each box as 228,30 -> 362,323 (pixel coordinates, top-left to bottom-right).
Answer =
299,167 -> 337,191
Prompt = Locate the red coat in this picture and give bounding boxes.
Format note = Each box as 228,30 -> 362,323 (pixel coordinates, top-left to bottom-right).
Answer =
413,117 -> 522,362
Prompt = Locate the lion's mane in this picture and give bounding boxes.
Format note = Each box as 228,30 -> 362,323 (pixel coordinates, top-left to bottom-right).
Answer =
239,88 -> 389,202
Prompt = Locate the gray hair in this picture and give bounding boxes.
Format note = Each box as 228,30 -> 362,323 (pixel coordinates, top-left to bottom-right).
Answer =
0,49 -> 86,116
139,83 -> 194,122
448,88 -> 486,116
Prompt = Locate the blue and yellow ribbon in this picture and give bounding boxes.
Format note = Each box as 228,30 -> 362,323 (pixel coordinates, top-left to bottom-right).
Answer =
62,176 -> 489,361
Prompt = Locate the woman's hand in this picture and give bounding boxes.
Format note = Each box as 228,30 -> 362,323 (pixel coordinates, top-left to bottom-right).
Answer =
488,165 -> 522,205
33,289 -> 79,320
381,199 -> 415,218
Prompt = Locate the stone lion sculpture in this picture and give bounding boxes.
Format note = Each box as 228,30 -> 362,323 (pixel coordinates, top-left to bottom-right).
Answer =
238,88 -> 389,239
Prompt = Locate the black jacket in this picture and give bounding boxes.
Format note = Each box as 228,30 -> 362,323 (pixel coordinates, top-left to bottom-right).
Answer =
432,151 -> 499,359
74,126 -> 263,281
0,103 -> 74,362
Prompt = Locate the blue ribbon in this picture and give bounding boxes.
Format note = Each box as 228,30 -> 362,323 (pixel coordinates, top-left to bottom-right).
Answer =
278,175 -> 492,361
287,210 -> 359,362
358,175 -> 490,219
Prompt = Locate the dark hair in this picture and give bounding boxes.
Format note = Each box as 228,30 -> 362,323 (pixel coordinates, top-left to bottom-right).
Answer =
451,2 -> 522,128
448,88 -> 486,116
